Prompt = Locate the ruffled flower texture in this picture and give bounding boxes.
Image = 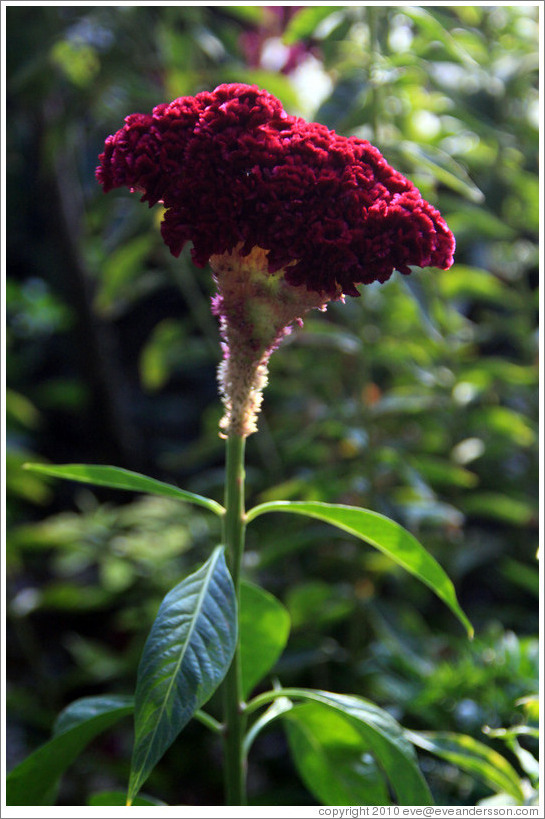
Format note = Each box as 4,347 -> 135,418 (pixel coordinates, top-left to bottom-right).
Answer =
97,83 -> 455,435
97,82 -> 454,298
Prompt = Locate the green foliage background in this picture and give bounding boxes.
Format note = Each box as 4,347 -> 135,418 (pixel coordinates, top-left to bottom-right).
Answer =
5,4 -> 539,807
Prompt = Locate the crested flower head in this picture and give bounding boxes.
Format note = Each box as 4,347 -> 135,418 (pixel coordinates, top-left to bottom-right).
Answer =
97,83 -> 455,436
97,82 -> 454,299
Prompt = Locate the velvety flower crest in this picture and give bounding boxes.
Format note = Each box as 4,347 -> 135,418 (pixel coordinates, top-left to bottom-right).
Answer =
98,83 -> 455,437
96,83 -> 454,299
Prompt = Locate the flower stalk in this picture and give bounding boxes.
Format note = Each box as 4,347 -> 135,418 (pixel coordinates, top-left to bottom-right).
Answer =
211,246 -> 332,438
221,433 -> 247,805
94,81 -> 458,807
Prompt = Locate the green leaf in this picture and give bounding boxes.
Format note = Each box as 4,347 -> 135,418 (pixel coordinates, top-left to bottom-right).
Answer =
485,725 -> 539,741
283,6 -> 341,44
398,141 -> 484,203
6,387 -> 41,429
227,5 -> 266,23
246,501 -> 473,637
461,493 -> 534,526
401,275 -> 442,341
271,689 -> 432,805
285,703 -> 391,805
473,406 -> 536,447
88,791 -> 166,806
239,581 -> 290,699
445,207 -> 516,241
95,234 -> 154,315
128,546 -> 236,804
22,462 -> 224,515
7,449 -> 52,506
404,6 -> 479,67
139,319 -> 186,392
244,696 -> 294,757
437,266 -> 516,307
410,455 -> 478,489
407,731 -> 525,802
500,558 -> 539,597
6,695 -> 133,806
462,358 -> 537,388
53,694 -> 134,736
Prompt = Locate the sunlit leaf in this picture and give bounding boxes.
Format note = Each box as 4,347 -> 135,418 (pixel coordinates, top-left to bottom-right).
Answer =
407,731 -> 524,802
247,502 -> 473,636
239,581 -> 290,698
285,703 -> 390,805
515,694 -> 539,723
461,493 -> 534,526
467,358 -> 537,387
445,208 -> 516,241
227,6 -> 266,24
22,463 -> 224,515
273,688 -> 432,805
410,455 -> 478,489
472,406 -> 536,447
437,266 -> 516,307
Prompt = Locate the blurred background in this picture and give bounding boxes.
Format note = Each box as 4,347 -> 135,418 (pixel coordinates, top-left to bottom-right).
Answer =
5,4 -> 540,807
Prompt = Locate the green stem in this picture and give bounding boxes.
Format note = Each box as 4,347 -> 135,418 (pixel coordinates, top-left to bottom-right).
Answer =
245,687 -> 330,717
221,434 -> 247,805
246,688 -> 300,717
194,709 -> 223,734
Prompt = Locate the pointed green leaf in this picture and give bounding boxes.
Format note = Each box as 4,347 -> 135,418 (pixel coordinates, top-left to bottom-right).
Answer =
407,731 -> 525,802
285,703 -> 391,805
239,581 -> 291,698
22,463 -> 224,515
246,501 -> 473,637
6,696 -> 133,806
128,546 -> 236,804
399,141 -> 484,203
269,688 -> 432,805
52,694 -> 134,736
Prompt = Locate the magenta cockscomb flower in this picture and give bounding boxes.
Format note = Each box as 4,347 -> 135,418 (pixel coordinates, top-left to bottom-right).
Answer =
97,83 -> 455,436
97,82 -> 453,297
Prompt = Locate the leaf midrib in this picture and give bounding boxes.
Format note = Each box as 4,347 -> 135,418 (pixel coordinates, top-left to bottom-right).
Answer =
132,547 -> 222,792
